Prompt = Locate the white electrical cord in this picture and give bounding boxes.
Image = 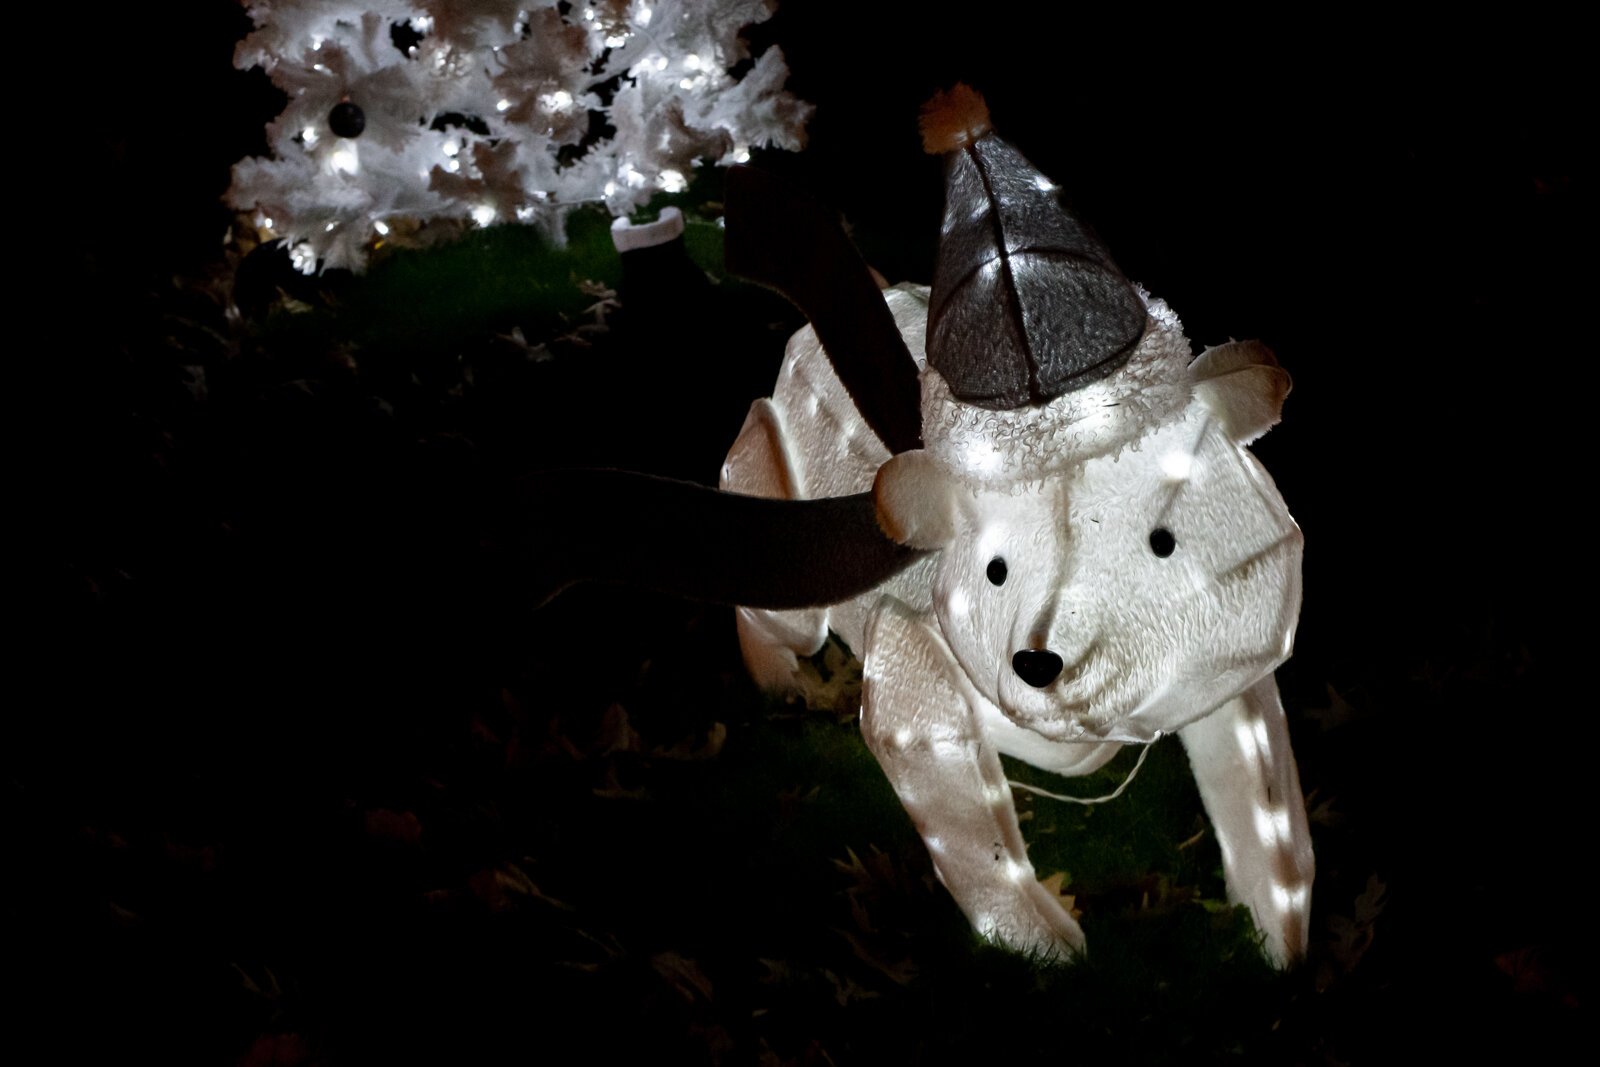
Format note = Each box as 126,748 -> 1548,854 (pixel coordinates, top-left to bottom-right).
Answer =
1007,743 -> 1153,805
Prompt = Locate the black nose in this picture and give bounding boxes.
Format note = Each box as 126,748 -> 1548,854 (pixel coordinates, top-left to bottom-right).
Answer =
1012,649 -> 1064,688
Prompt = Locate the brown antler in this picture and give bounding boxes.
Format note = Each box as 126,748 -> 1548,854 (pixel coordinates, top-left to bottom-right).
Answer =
725,166 -> 924,455
506,469 -> 926,609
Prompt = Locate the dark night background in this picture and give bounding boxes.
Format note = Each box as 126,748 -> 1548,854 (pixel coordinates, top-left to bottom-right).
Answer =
20,4 -> 1587,1063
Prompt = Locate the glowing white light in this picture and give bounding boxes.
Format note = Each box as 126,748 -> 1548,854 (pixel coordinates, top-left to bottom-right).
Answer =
1253,805 -> 1292,845
312,63 -> 328,74
732,145 -> 751,163
289,243 -> 317,274
683,54 -> 702,71
330,143 -> 359,175
894,728 -> 914,749
657,169 -> 686,193
301,125 -> 318,146
441,138 -> 460,157
496,98 -> 511,112
1252,718 -> 1272,756
1033,175 -> 1057,192
1004,859 -> 1028,883
638,5 -> 653,26
1160,451 -> 1194,480
603,180 -> 617,196
1271,882 -> 1309,911
471,204 -> 497,227
622,165 -> 647,189
310,36 -> 324,51
1252,806 -> 1272,841
946,587 -> 970,618
963,440 -> 1002,475
605,32 -> 629,46
679,77 -> 697,90
325,221 -> 338,232
372,219 -> 389,235
976,523 -> 1009,561
926,835 -> 944,854
516,205 -> 536,222
652,55 -> 669,71
445,158 -> 461,173
582,7 -> 594,19
411,15 -> 433,32
547,90 -> 573,109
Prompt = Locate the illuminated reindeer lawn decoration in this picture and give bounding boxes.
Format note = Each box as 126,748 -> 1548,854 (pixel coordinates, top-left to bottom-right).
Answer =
542,89 -> 1312,966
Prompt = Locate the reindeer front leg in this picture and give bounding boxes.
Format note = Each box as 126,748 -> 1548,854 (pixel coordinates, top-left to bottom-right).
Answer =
860,597 -> 1085,959
1179,674 -> 1314,967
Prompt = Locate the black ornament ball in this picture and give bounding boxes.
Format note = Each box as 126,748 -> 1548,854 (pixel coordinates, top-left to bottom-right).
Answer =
328,101 -> 366,138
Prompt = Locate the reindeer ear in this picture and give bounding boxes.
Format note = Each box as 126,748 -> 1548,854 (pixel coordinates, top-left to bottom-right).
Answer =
1191,340 -> 1292,444
874,450 -> 960,550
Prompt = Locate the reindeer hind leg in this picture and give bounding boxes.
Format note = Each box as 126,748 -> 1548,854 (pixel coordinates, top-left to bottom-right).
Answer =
722,398 -> 830,695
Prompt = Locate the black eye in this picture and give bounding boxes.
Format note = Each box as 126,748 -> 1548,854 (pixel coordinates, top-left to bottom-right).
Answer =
1149,528 -> 1176,558
986,557 -> 1008,585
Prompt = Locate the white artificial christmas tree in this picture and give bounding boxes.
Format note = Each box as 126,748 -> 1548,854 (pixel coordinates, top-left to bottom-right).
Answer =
230,0 -> 811,272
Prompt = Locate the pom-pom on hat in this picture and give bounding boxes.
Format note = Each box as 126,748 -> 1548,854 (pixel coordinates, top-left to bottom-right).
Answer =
922,86 -> 1149,410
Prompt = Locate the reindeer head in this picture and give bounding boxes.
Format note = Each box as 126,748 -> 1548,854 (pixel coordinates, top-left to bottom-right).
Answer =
868,88 -> 1302,741
876,337 -> 1301,743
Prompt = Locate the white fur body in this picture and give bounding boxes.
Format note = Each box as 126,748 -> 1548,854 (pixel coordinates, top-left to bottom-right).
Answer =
720,284 -> 1313,966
